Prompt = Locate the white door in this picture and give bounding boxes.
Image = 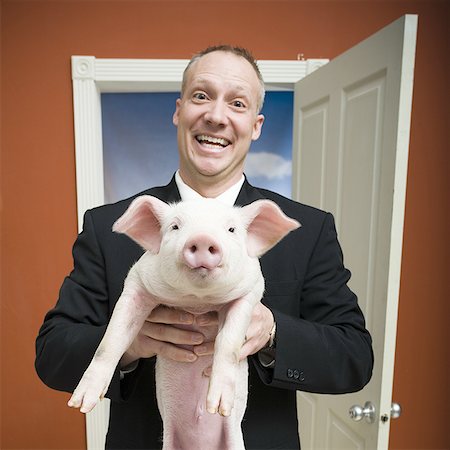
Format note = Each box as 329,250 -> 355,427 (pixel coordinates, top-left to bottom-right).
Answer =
292,15 -> 417,449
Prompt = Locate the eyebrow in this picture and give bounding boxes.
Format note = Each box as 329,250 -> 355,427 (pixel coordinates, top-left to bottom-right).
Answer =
189,77 -> 253,102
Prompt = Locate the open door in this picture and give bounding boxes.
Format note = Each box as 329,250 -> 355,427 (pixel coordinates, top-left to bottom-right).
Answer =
292,15 -> 417,449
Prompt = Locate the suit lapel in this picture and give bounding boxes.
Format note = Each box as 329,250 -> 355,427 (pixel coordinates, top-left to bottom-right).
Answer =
235,178 -> 266,206
149,175 -> 182,204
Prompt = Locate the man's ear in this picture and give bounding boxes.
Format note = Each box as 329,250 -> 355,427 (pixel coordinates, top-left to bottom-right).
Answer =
252,114 -> 265,141
240,200 -> 300,257
113,195 -> 169,253
173,98 -> 182,127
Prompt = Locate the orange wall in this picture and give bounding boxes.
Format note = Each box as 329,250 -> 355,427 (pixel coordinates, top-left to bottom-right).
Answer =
2,1 -> 449,449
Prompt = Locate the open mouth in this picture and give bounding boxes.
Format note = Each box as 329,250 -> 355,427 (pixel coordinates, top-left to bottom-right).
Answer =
196,134 -> 231,150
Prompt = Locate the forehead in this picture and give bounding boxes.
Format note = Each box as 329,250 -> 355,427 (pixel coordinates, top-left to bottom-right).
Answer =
184,51 -> 261,97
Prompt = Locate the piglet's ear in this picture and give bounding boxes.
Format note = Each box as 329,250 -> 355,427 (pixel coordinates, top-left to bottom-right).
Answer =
241,200 -> 301,257
112,195 -> 169,253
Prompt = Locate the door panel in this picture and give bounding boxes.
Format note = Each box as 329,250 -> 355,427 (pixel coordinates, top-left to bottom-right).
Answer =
327,409 -> 365,449
292,15 -> 417,449
298,98 -> 329,208
339,72 -> 386,328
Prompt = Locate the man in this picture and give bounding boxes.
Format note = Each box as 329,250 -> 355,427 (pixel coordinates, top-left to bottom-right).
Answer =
36,45 -> 373,449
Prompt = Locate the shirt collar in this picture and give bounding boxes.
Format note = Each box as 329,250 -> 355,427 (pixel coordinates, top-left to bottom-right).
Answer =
175,170 -> 245,206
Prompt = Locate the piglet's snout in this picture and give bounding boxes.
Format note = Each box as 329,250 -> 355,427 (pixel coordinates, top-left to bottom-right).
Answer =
182,234 -> 223,270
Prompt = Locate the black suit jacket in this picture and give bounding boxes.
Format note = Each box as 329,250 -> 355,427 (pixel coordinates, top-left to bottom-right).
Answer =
36,177 -> 373,449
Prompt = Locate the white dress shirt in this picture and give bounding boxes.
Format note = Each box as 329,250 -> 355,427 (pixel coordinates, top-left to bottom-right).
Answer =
175,170 -> 245,205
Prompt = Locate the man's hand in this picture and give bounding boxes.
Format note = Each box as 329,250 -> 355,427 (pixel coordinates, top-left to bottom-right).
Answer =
120,306 -> 218,368
239,302 -> 274,360
120,302 -> 273,369
194,302 -> 274,363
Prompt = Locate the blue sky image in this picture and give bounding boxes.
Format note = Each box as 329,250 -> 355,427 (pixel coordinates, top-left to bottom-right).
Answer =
101,91 -> 293,203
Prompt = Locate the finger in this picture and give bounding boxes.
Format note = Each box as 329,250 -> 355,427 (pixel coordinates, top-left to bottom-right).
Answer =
193,340 -> 215,357
239,339 -> 258,361
194,311 -> 219,326
147,322 -> 204,346
148,306 -> 195,325
150,339 -> 198,363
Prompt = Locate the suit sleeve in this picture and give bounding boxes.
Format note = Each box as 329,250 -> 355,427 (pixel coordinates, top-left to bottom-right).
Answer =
254,212 -> 374,394
35,210 -> 138,402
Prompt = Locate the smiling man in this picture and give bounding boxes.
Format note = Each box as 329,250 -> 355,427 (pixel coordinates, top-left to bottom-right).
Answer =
174,49 -> 265,197
36,45 -> 373,449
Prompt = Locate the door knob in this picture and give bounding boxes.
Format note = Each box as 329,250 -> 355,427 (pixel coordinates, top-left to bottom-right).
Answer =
390,402 -> 402,419
349,401 -> 376,424
380,402 -> 403,423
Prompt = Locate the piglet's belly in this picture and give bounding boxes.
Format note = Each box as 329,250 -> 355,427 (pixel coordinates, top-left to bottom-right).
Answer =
156,355 -> 247,450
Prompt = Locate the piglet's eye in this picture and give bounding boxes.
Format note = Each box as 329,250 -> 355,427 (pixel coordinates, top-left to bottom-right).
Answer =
171,224 -> 179,230
228,227 -> 235,233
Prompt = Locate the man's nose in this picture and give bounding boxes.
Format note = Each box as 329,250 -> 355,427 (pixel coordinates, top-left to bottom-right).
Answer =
204,101 -> 228,126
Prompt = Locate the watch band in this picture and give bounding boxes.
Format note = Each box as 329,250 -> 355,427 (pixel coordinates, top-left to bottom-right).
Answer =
258,321 -> 277,369
268,321 -> 276,349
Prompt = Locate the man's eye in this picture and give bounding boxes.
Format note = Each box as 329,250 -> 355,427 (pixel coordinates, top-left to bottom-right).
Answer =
233,100 -> 245,108
193,92 -> 207,100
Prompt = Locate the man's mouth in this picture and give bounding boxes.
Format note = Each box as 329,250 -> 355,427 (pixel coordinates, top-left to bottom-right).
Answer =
196,134 -> 231,150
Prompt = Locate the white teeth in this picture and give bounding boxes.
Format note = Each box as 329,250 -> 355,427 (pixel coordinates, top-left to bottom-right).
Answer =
196,135 -> 230,147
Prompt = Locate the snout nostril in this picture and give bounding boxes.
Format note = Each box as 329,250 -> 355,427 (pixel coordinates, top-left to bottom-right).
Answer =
189,244 -> 218,254
183,236 -> 222,270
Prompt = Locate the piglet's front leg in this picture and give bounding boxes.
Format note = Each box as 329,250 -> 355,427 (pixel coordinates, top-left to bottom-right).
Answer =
206,291 -> 260,417
68,280 -> 158,413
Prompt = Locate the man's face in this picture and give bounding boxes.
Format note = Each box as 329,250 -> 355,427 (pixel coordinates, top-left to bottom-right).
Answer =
173,51 -> 264,195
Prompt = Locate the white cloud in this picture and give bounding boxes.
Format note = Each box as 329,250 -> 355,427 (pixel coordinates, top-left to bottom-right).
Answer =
245,152 -> 292,180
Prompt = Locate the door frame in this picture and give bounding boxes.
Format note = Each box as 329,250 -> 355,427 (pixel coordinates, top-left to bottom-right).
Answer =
71,55 -> 328,449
